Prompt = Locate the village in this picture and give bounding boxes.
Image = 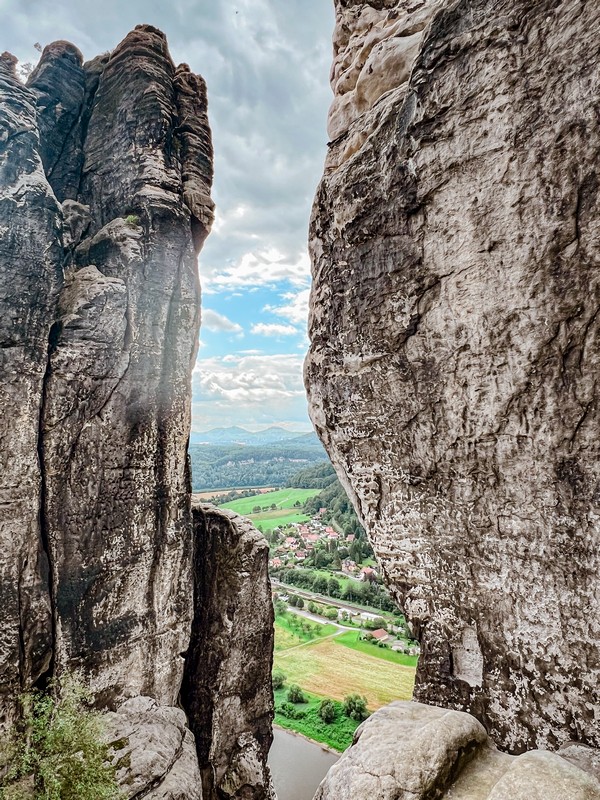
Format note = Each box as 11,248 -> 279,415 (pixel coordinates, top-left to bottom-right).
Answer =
266,510 -> 420,658
268,507 -> 377,580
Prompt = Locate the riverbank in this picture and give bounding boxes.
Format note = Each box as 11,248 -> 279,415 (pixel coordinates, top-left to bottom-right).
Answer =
273,687 -> 361,751
273,723 -> 342,755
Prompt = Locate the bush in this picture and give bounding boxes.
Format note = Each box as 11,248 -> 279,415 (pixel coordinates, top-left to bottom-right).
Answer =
343,694 -> 369,721
279,703 -> 306,720
287,684 -> 306,704
272,669 -> 286,690
325,607 -> 338,620
274,599 -> 287,617
0,675 -> 122,800
307,601 -> 318,614
318,699 -> 336,724
296,597 -> 304,610
123,214 -> 139,227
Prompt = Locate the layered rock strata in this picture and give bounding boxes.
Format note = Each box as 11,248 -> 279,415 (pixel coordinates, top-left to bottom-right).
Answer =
306,0 -> 600,752
315,702 -> 600,800
0,26 -> 273,799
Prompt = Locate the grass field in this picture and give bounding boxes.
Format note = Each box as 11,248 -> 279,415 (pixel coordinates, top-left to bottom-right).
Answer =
219,487 -> 320,532
220,488 -> 320,514
273,637 -> 416,710
334,631 -> 419,667
274,614 -> 338,651
273,688 -> 361,752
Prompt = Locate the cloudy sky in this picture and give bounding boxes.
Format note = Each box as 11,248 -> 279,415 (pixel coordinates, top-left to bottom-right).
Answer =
3,0 -> 335,432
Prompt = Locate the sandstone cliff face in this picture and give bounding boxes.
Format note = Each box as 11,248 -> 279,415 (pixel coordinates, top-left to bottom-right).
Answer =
0,53 -> 61,722
183,504 -> 275,800
31,24 -> 212,709
306,0 -> 600,753
315,702 -> 600,800
0,27 -> 273,799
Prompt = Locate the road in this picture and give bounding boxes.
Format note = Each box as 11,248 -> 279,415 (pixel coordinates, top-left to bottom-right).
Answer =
271,579 -> 383,620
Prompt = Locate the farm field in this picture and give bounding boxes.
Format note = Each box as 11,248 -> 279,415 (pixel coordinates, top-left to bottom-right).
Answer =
334,630 -> 419,667
274,639 -> 415,709
274,615 -> 338,651
220,488 -> 320,514
219,487 -> 320,532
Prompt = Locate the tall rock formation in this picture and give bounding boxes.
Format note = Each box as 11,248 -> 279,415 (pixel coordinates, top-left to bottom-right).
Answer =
0,52 -> 61,724
0,26 -> 274,799
306,0 -> 600,753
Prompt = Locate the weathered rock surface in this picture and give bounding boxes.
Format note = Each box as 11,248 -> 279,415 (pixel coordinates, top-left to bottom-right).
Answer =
315,702 -> 600,800
37,25 -> 213,708
182,504 -> 275,800
0,25 -> 273,800
0,53 -> 61,723
306,0 -> 600,752
106,697 -> 202,800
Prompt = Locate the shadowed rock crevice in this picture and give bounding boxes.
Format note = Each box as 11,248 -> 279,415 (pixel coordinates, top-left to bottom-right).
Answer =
181,503 -> 275,800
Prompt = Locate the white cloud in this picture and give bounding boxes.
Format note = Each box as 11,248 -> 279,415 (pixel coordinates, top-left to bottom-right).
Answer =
264,287 -> 310,326
201,248 -> 311,292
251,322 -> 298,337
192,352 -> 309,428
201,308 -> 243,335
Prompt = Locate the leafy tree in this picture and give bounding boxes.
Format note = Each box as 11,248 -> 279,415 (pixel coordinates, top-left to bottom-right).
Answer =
0,675 -> 122,800
272,669 -> 286,690
328,578 -> 341,598
288,595 -> 299,607
312,576 -> 329,594
307,601 -> 318,614
252,505 -> 261,513
343,694 -> 369,721
274,599 -> 287,616
315,551 -> 332,569
296,597 -> 304,610
318,699 -> 336,724
325,607 -> 338,620
287,685 -> 306,704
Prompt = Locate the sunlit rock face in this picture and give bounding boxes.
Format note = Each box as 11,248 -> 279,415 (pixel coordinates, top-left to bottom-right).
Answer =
315,703 -> 600,800
306,0 -> 600,753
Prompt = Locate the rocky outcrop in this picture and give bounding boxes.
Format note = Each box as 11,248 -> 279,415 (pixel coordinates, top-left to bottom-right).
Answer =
315,702 -> 600,800
34,25 -> 213,709
182,504 -> 275,800
106,697 -> 202,800
306,0 -> 600,753
0,25 -> 273,800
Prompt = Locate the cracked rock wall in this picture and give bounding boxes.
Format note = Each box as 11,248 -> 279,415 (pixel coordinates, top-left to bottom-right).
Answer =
0,25 -> 274,800
306,0 -> 600,753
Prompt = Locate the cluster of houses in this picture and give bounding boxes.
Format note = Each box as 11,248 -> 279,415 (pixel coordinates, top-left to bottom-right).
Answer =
268,514 -> 378,581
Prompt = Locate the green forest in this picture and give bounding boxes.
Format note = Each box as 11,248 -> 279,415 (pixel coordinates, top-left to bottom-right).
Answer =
189,433 -> 326,490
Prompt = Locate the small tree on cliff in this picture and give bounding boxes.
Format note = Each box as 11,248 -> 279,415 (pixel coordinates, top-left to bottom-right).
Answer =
0,674 -> 122,800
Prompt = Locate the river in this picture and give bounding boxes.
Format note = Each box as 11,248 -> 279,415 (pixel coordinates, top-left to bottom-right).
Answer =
268,728 -> 339,800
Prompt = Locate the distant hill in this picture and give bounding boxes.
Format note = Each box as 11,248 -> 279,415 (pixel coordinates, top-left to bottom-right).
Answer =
190,426 -> 310,446
189,430 -> 327,491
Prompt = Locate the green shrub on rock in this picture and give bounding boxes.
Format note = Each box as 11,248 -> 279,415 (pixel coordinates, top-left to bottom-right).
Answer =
0,675 -> 122,800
